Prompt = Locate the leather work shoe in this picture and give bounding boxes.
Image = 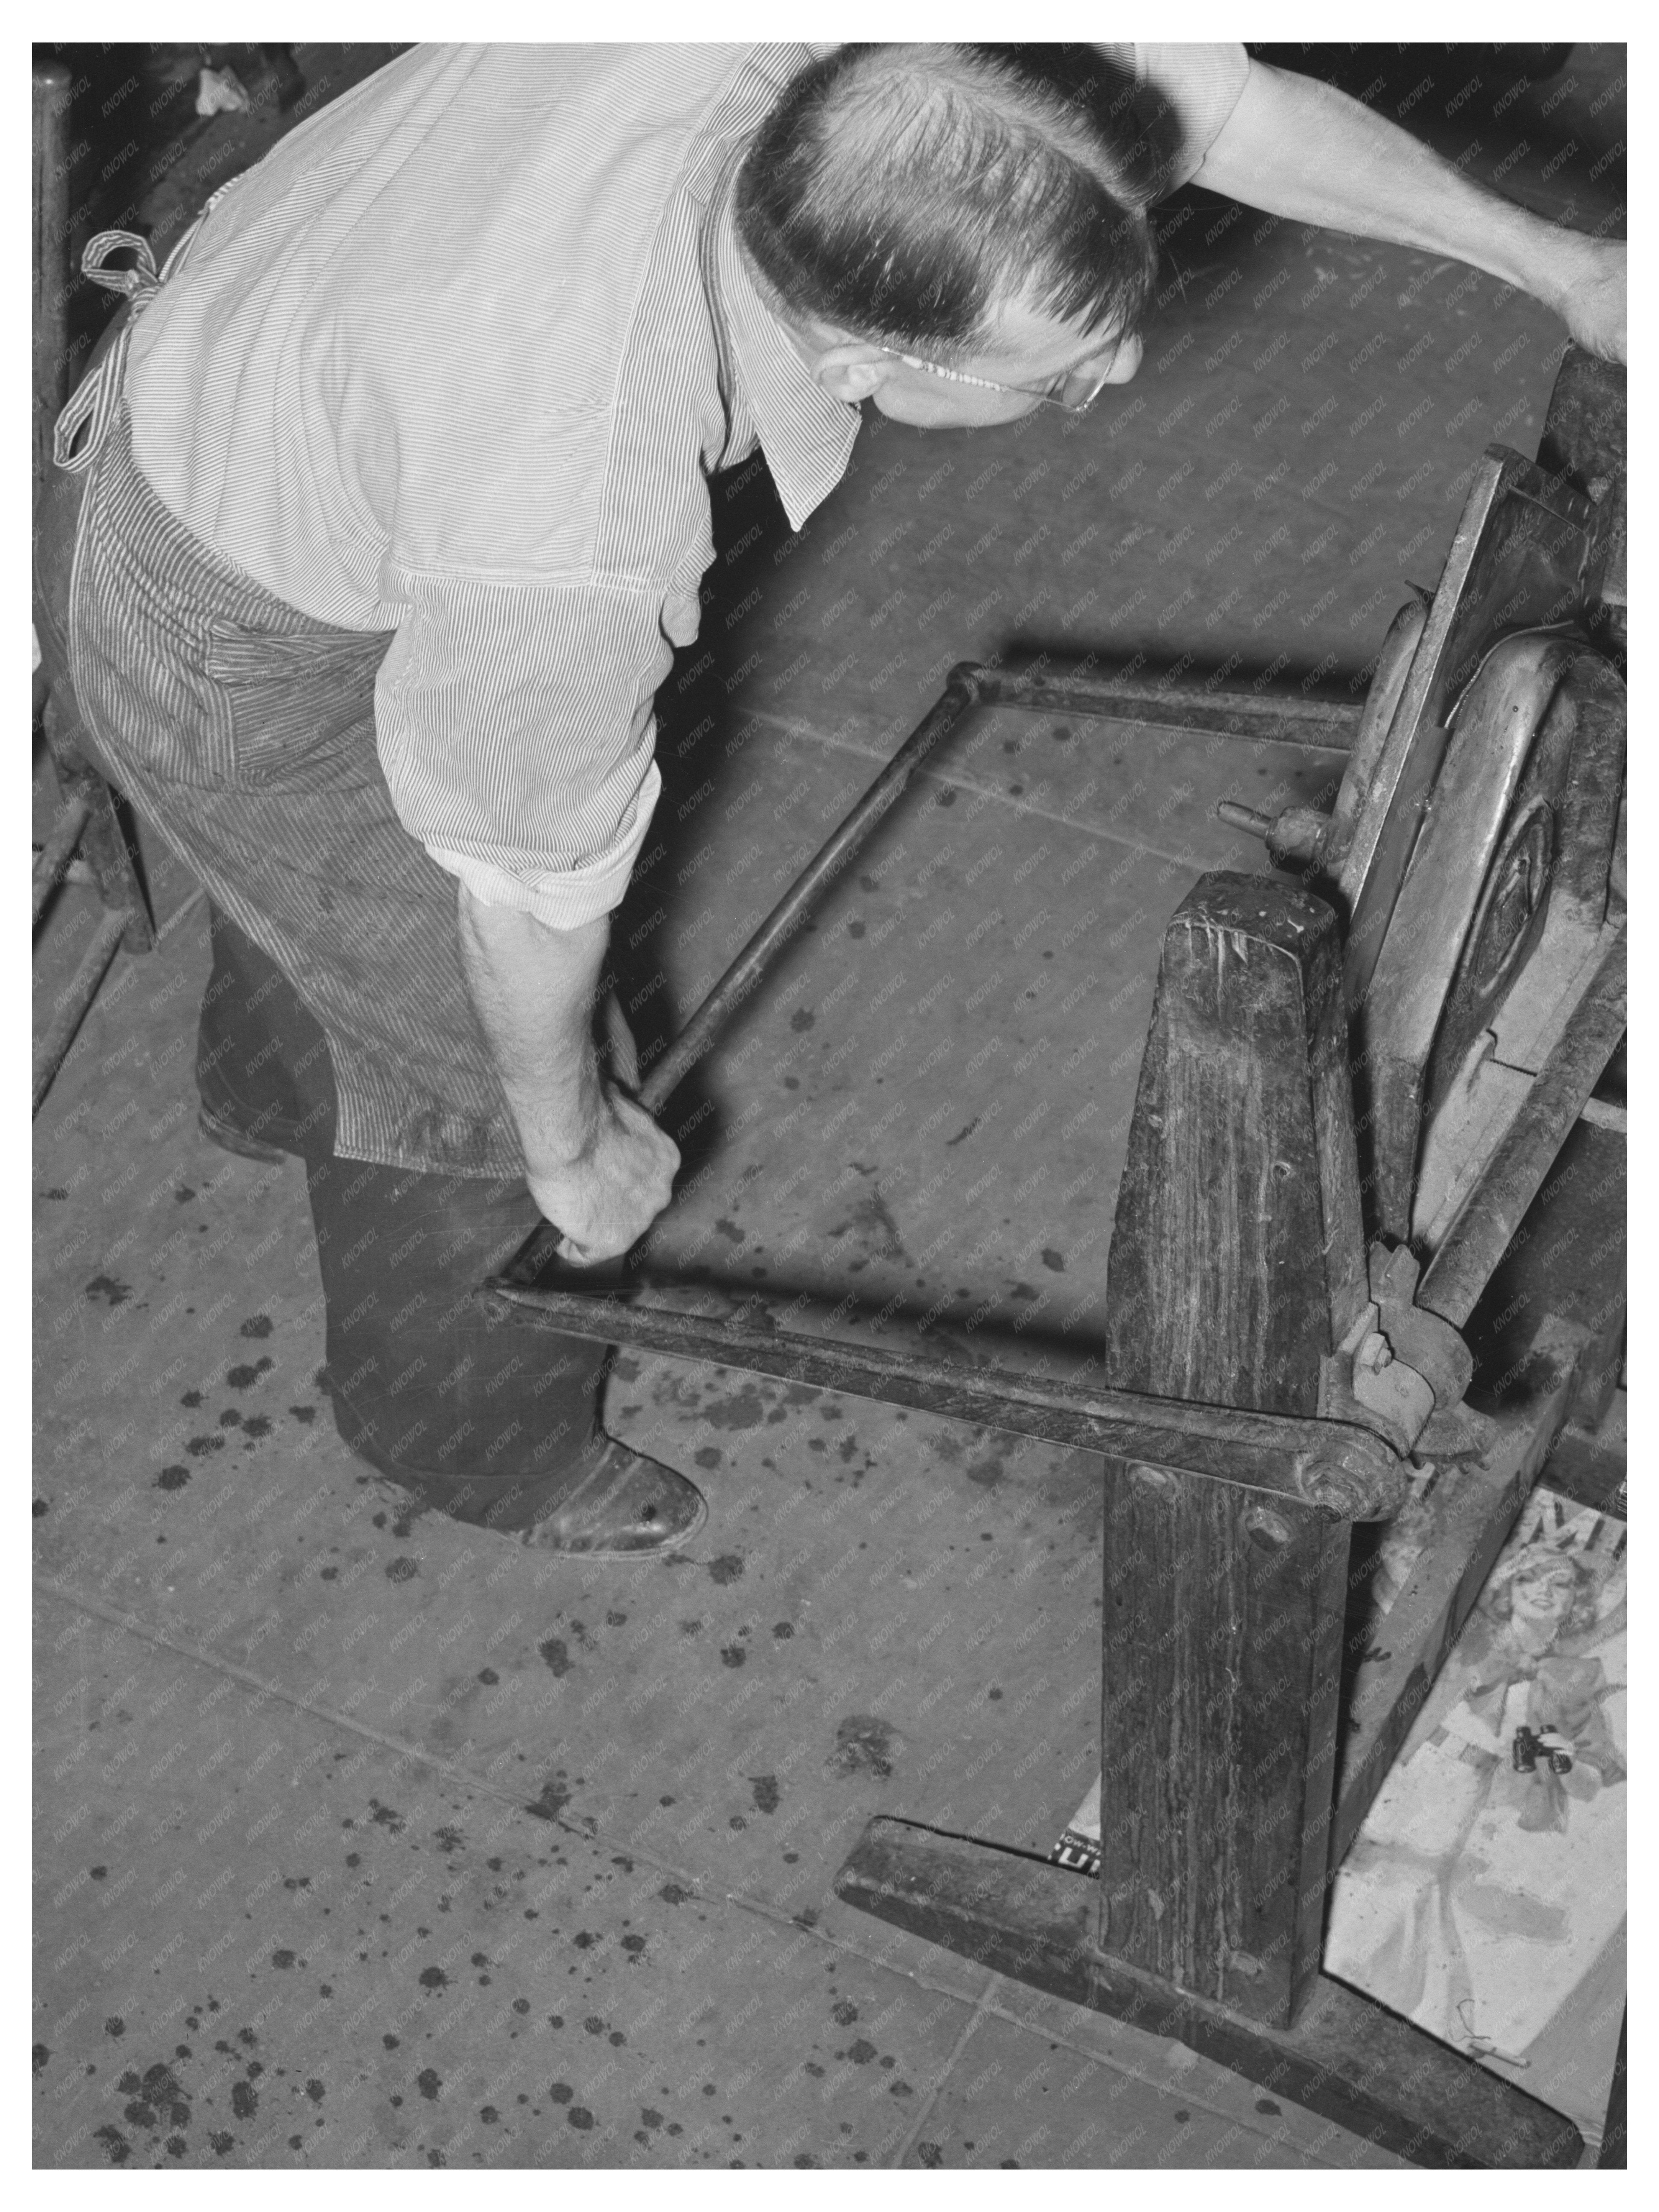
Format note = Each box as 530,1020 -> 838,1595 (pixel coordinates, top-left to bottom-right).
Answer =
523,1437 -> 707,1557
197,1100 -> 290,1165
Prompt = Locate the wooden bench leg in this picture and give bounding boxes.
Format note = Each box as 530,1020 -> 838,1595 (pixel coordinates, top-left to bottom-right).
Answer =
834,870 -> 1588,2161
833,1821 -> 1582,2166
1098,1470 -> 1348,2026
1099,871 -> 1368,2024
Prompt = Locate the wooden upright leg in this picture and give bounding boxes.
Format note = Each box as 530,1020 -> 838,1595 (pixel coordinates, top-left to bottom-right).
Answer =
1098,1477 -> 1348,2026
1100,871 -> 1369,2025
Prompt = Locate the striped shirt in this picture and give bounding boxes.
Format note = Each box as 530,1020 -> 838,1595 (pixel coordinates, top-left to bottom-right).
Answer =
124,43 -> 1249,929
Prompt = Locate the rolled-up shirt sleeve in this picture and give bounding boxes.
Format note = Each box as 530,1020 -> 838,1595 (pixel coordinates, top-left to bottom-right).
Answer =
1100,42 -> 1249,196
373,572 -> 674,931
1136,43 -> 1250,187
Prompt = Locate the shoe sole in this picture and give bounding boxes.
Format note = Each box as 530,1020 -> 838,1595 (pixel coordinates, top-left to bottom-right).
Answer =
524,1488 -> 709,1558
197,1103 -> 290,1164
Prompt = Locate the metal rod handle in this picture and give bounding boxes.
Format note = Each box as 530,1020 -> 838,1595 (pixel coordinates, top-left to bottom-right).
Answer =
636,666 -> 982,1113
504,668 -> 985,1282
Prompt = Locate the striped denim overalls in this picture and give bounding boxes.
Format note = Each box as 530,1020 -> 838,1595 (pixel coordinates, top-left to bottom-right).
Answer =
56,195 -> 526,1180
49,203 -> 610,1518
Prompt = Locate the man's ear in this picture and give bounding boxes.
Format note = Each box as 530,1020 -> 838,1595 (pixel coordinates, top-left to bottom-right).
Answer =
809,341 -> 893,405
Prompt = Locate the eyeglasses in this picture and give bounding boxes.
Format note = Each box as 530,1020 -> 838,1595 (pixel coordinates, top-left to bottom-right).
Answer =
877,337 -> 1125,415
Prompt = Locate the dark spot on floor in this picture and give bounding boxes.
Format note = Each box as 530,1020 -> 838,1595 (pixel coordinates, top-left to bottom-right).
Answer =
526,1778 -> 571,1822
966,1448 -> 1010,1488
42,1187 -> 67,1201
226,1356 -> 274,1390
85,1275 -> 132,1306
719,1644 -> 746,1669
239,1314 -> 274,1338
418,1966 -> 448,1990
568,2106 -> 594,2130
417,2068 -> 441,2100
105,2018 -> 125,2038
831,1999 -> 858,2026
944,1118 -> 979,1147
154,1465 -> 190,1492
478,1667 -> 498,1684
702,1387 -> 767,1431
290,1404 -> 315,1424
658,1882 -> 693,1907
750,1775 -> 780,1814
829,1715 -> 899,1779
539,1637 -> 570,1676
241,1414 -> 273,1439
549,2082 -> 573,2104
1256,2097 -> 1282,2115
707,1553 -> 744,1585
693,1445 -> 721,1469
184,1434 -> 224,1457
231,2080 -> 258,2120
713,1218 -> 743,1243
93,2124 -> 131,2164
180,1389 -> 203,1408
270,1949 -> 296,1969
385,1556 -> 418,1584
789,1007 -> 816,1032
1041,1247 -> 1067,1272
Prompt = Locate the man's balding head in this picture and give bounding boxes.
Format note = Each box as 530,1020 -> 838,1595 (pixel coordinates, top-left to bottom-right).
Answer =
734,44 -> 1170,358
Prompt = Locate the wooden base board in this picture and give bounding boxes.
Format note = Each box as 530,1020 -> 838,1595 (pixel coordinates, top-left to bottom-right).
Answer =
834,1817 -> 1581,2169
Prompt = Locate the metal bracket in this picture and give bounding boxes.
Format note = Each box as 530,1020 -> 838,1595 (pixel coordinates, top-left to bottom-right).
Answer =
1318,1242 -> 1473,1456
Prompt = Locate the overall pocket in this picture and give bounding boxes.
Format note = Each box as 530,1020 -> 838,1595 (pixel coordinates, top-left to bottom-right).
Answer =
203,616 -> 394,786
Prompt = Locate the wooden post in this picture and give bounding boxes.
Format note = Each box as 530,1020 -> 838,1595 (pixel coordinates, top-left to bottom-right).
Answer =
1101,871 -> 1370,2025
33,61 -> 73,514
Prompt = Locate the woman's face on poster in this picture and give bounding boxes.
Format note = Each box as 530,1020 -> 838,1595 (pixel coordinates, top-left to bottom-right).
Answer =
1510,1565 -> 1579,1628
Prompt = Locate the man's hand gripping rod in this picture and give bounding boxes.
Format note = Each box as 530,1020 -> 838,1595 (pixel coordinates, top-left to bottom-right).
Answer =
497,668 -> 985,1285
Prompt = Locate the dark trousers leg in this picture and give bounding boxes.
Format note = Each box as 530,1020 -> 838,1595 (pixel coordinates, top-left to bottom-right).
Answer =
196,905 -> 608,1526
197,904 -> 338,1158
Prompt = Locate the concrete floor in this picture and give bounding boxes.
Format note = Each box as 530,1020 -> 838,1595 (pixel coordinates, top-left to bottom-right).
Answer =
33,44 -> 1623,2170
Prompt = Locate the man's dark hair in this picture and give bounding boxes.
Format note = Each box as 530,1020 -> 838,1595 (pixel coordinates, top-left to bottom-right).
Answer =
734,44 -> 1172,355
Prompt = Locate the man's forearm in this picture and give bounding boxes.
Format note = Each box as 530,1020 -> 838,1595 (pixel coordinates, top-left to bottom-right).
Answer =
457,887 -> 607,1172
1194,60 -> 1618,346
